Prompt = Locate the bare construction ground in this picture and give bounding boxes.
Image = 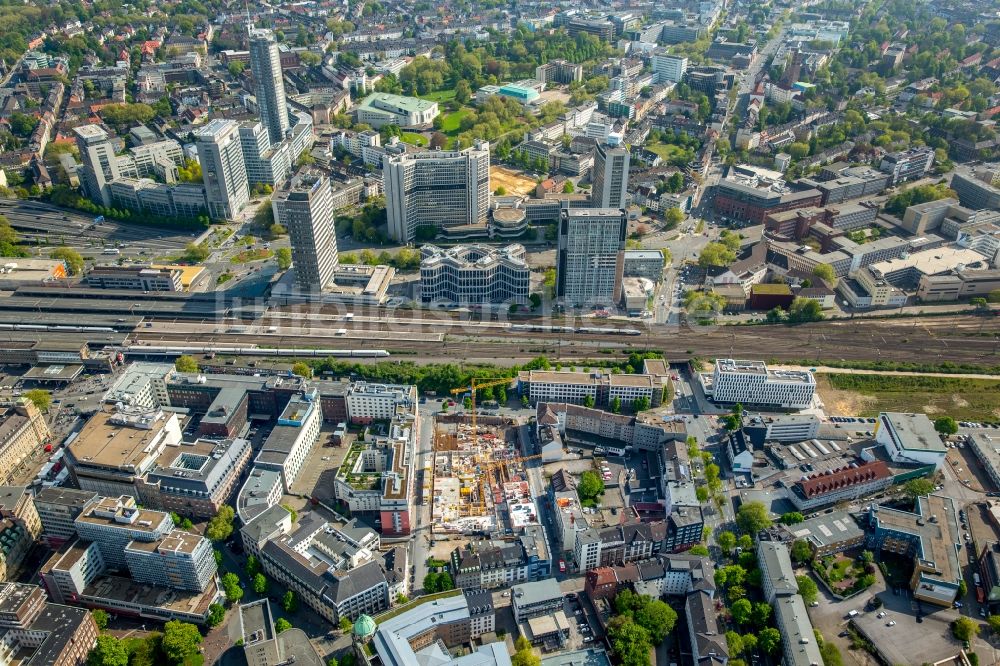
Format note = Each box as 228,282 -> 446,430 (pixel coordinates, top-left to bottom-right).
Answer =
490,166 -> 538,195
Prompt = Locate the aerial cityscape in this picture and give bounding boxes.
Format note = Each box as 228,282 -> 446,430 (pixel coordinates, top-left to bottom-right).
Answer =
0,0 -> 996,665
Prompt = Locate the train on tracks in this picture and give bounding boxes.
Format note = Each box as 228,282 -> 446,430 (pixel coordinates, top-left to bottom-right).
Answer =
510,324 -> 642,336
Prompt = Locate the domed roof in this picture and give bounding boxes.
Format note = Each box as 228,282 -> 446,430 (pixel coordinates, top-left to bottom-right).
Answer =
353,614 -> 376,638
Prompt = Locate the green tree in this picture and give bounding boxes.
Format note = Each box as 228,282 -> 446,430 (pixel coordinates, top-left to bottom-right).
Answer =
578,471 -> 604,503
221,572 -> 243,604
283,590 -> 299,613
253,573 -> 267,594
759,627 -> 782,655
987,614 -> 1000,634
228,61 -> 245,77
183,241 -> 209,263
91,608 -> 109,630
23,389 -> 51,412
791,540 -> 813,563
205,505 -> 235,541
275,618 -> 292,633
953,616 -> 979,641
736,500 -> 772,535
797,575 -> 819,604
696,486 -> 709,502
752,601 -> 772,627
87,634 -> 128,666
161,621 -> 203,664
780,512 -> 804,525
730,598 -> 752,625
717,531 -> 736,553
174,355 -> 198,373
698,242 -> 737,267
726,631 -> 743,656
903,478 -> 936,501
291,362 -> 312,378
787,297 -> 824,323
611,396 -> 622,413
207,603 -> 226,627
666,207 -> 685,226
177,159 -> 203,184
340,617 -> 352,632
583,395 -> 595,408
562,180 -> 575,194
741,633 -> 757,655
50,246 -> 84,275
812,264 -> 835,283
606,615 -> 652,666
934,416 -> 958,435
276,247 -> 292,270
634,598 -> 677,642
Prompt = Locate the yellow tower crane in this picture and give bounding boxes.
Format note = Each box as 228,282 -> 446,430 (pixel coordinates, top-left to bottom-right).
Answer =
449,377 -> 514,446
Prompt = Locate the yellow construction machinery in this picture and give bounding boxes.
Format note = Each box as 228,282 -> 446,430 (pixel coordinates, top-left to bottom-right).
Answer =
449,377 -> 513,442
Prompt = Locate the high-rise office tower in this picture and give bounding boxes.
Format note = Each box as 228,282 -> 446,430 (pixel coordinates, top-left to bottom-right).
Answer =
591,142 -> 630,209
384,142 -> 491,243
272,173 -> 338,292
249,29 -> 290,145
74,125 -> 120,208
194,119 -> 250,220
556,208 -> 627,306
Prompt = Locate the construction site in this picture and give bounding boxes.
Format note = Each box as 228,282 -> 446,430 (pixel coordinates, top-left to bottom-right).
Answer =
427,380 -> 542,535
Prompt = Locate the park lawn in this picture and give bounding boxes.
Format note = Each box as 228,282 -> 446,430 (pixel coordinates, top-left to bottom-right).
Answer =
646,142 -> 694,165
230,248 -> 273,264
816,373 -> 1000,422
400,132 -> 428,146
419,89 -> 456,103
438,107 -> 473,134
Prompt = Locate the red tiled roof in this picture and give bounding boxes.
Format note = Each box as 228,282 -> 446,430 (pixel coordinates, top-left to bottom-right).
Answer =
795,461 -> 891,498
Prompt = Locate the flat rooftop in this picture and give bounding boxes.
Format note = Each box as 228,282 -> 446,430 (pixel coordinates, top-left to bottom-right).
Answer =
68,409 -> 173,472
870,494 -> 960,585
880,412 -> 946,452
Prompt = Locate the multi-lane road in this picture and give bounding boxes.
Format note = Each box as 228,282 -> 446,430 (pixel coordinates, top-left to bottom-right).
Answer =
0,199 -> 199,255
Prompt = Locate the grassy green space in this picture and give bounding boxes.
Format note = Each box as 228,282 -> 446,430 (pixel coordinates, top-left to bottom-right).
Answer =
818,373 -> 1000,421
400,132 -> 428,146
645,142 -> 695,165
438,107 -> 473,133
419,89 -> 456,103
230,248 -> 273,264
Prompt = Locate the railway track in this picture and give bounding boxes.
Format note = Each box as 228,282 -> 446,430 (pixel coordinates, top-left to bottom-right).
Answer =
126,314 -> 1000,368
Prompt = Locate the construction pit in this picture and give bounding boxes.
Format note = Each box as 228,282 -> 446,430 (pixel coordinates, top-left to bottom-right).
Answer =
430,415 -> 541,536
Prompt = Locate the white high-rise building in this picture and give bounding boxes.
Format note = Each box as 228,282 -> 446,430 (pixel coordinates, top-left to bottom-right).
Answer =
195,119 -> 250,220
591,142 -> 630,209
709,359 -> 816,409
556,208 -> 626,306
384,142 -> 490,242
651,50 -> 688,84
239,121 -> 291,188
271,173 -> 339,292
249,29 -> 290,145
74,125 -> 120,208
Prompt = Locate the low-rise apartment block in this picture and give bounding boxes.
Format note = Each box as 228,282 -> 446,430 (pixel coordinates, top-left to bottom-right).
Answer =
0,399 -> 50,485
246,510 -> 391,623
334,384 -> 417,536
757,541 -> 823,666
35,488 -> 99,549
866,494 -> 961,606
86,265 -> 183,291
0,582 -> 98,666
702,359 -> 815,409
787,461 -> 892,511
364,590 -> 504,666
518,370 -> 662,410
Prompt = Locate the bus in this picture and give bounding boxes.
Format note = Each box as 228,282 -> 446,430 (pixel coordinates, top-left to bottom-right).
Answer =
102,248 -> 121,255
